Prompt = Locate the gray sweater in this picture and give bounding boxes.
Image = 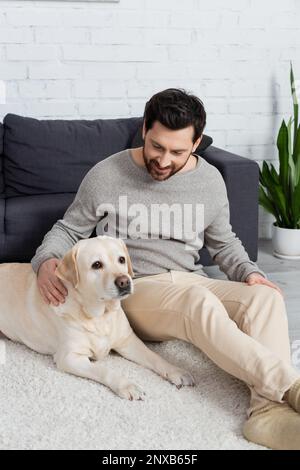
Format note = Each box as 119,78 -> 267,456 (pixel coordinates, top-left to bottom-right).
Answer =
31,148 -> 267,282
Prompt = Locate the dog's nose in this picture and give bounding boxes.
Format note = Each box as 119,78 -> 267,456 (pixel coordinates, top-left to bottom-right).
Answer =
115,275 -> 130,290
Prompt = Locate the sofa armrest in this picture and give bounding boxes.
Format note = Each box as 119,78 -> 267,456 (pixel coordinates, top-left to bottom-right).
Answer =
0,199 -> 4,261
200,145 -> 260,264
0,123 -> 4,198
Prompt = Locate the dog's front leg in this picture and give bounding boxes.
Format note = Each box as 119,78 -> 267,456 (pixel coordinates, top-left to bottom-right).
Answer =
114,333 -> 195,388
55,352 -> 146,401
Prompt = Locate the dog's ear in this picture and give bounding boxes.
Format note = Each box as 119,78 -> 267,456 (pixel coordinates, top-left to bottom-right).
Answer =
55,245 -> 80,288
119,239 -> 134,278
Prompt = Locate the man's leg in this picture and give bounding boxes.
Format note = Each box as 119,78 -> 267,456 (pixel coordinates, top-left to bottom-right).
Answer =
168,270 -> 299,418
121,271 -> 299,418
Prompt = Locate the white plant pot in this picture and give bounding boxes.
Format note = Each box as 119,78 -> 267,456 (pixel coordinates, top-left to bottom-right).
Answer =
272,223 -> 300,259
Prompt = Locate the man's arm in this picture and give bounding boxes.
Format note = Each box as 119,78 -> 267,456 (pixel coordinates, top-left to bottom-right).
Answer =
204,176 -> 267,283
31,166 -> 102,274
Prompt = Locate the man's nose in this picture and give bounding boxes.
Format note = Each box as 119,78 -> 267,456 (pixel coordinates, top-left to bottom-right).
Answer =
157,156 -> 171,167
115,275 -> 130,290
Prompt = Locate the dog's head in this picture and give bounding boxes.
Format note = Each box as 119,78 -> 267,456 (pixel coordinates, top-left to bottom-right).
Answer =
54,236 -> 134,305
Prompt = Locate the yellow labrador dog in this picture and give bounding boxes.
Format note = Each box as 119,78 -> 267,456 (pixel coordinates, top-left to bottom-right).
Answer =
0,235 -> 195,400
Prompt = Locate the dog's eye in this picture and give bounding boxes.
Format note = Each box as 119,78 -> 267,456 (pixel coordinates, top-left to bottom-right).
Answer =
119,256 -> 126,264
92,261 -> 103,270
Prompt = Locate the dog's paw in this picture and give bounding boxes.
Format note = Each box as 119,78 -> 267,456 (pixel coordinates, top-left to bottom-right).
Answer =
116,383 -> 146,401
165,368 -> 196,389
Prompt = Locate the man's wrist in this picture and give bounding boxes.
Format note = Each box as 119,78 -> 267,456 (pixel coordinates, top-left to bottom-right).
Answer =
245,271 -> 266,281
35,257 -> 57,276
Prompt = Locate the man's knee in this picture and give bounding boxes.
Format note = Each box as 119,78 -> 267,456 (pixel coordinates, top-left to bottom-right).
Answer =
248,284 -> 285,306
182,284 -> 223,321
246,284 -> 287,325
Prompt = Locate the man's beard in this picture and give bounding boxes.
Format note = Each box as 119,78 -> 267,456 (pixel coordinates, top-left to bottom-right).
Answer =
142,147 -> 191,181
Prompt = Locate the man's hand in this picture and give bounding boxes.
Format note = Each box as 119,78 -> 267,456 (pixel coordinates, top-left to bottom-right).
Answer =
245,272 -> 284,298
37,258 -> 68,306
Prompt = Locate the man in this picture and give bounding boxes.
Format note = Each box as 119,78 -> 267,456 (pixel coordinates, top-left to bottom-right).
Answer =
31,88 -> 300,450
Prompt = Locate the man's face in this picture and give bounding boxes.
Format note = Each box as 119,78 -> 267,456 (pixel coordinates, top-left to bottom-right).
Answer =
142,121 -> 202,181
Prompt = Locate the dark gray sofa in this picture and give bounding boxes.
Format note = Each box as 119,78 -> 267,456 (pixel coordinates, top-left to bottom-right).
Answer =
0,113 -> 260,267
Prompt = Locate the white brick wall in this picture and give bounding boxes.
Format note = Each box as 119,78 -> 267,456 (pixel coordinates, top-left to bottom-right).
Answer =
0,0 -> 300,238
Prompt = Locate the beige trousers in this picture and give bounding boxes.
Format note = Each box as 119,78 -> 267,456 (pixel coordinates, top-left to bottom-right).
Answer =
121,270 -> 300,418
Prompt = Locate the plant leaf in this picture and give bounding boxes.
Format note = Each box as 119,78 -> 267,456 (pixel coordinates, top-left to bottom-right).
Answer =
291,62 -> 299,148
291,177 -> 300,228
260,161 -> 290,226
269,163 -> 280,185
259,185 -> 281,225
277,119 -> 289,196
293,124 -> 300,184
287,116 -> 296,189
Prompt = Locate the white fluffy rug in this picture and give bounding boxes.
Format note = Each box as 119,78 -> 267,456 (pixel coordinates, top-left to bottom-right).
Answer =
0,335 -> 267,450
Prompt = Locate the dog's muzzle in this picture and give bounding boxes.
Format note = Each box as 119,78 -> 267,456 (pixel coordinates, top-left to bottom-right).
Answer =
114,275 -> 132,296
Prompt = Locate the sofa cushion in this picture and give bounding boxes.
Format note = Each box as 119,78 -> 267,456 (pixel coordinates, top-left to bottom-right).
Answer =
131,117 -> 213,154
0,122 -> 4,198
3,113 -> 141,197
2,193 -> 75,261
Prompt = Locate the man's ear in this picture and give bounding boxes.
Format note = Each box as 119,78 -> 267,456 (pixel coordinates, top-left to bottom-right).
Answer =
55,245 -> 80,288
119,239 -> 134,278
142,120 -> 146,141
193,134 -> 203,153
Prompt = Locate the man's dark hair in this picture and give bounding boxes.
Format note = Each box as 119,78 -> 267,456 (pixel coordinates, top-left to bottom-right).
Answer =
143,88 -> 206,143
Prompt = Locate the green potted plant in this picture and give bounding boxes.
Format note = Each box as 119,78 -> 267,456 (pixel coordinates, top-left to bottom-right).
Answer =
259,63 -> 300,259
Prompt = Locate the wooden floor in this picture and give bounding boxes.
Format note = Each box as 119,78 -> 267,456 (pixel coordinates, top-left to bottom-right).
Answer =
204,238 -> 300,346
